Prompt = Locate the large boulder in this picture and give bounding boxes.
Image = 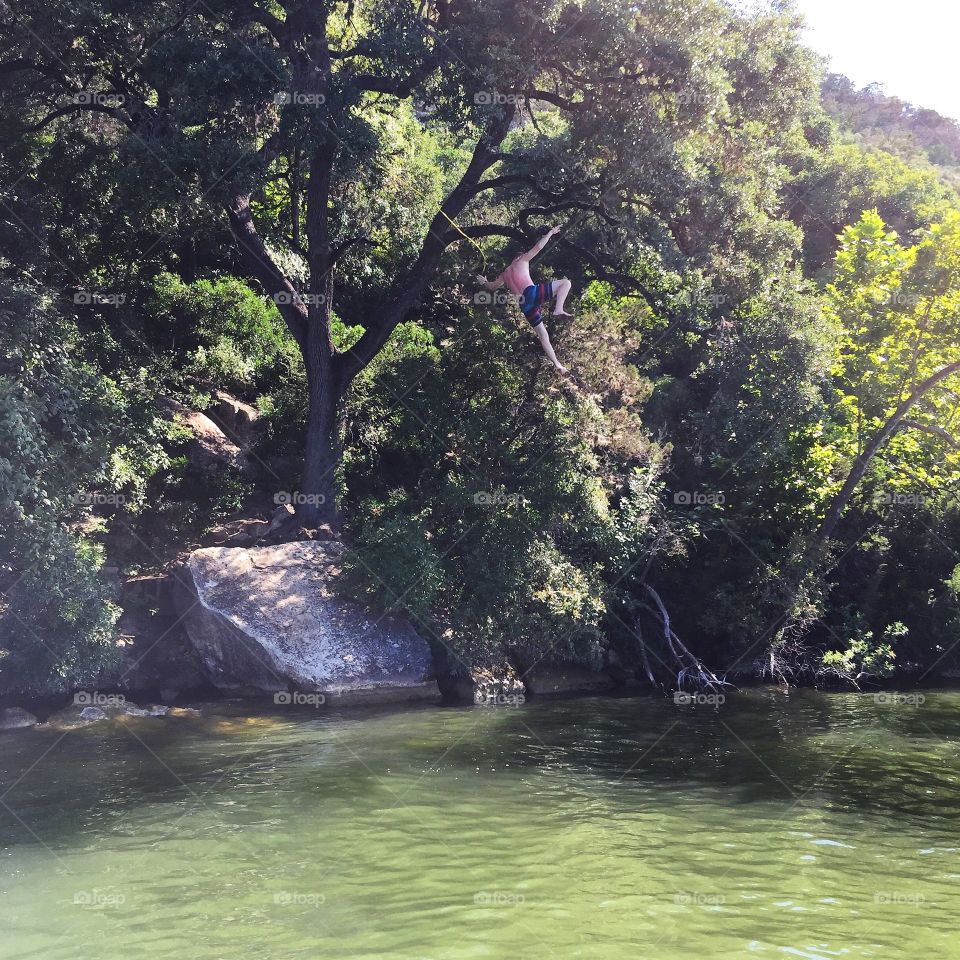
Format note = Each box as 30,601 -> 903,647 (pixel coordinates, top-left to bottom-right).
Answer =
174,542 -> 439,704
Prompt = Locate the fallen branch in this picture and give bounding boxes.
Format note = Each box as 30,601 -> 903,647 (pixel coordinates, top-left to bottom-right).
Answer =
633,616 -> 659,689
643,584 -> 728,691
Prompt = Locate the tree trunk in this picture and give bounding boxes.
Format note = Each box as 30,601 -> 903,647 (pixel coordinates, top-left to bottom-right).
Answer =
808,358 -> 960,563
762,357 -> 960,646
300,378 -> 340,528
299,292 -> 341,528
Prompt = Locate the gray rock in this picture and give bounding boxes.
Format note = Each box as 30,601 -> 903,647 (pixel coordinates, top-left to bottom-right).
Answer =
0,707 -> 39,731
79,706 -> 109,722
45,702 -> 116,729
474,676 -> 526,705
117,703 -> 167,717
45,696 -> 168,729
453,666 -> 526,705
209,390 -> 262,445
174,542 -> 439,704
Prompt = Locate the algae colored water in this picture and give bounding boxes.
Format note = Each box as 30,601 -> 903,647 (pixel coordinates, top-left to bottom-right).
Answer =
2,689 -> 958,959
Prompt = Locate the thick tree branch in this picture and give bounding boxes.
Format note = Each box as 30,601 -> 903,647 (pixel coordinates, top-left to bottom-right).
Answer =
523,88 -> 585,111
518,201 -> 619,231
22,101 -> 120,132
331,234 -> 380,264
897,418 -> 960,448
226,193 -> 307,348
337,106 -> 516,385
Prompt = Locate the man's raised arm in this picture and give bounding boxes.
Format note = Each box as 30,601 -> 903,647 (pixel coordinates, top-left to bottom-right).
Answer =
519,225 -> 560,262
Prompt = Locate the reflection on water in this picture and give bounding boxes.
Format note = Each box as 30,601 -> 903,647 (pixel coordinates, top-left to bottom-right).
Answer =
2,689 -> 959,959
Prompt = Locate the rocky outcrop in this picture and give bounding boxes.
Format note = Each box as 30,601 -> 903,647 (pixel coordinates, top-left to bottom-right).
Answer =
207,390 -> 262,445
174,542 -> 439,704
0,707 -> 39,731
158,396 -> 249,475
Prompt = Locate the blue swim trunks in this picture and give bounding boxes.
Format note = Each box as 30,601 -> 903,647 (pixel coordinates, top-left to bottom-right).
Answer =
519,282 -> 554,327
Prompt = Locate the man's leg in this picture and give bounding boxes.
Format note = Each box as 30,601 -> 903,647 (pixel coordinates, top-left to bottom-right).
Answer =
533,319 -> 568,374
552,277 -> 573,316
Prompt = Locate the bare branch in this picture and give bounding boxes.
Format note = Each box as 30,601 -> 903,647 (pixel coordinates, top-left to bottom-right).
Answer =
897,418 -> 960,448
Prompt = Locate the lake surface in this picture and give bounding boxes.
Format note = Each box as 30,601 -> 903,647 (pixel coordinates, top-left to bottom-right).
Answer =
2,689 -> 959,959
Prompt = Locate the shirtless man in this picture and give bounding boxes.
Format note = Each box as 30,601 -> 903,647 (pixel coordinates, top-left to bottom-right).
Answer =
476,225 -> 572,374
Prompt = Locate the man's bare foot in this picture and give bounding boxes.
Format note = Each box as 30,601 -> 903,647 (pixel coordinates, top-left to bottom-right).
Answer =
553,310 -> 574,317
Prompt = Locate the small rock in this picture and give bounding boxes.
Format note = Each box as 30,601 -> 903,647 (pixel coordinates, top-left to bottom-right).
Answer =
79,706 -> 109,722
0,707 -> 39,731
47,698 -> 132,728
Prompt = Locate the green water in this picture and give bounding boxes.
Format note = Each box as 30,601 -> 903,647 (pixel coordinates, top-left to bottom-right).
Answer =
2,689 -> 959,959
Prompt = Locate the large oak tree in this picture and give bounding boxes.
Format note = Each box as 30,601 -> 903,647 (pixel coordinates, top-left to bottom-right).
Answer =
1,0 -> 820,524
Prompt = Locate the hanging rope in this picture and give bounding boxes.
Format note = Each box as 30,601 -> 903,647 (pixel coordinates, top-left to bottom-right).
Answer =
437,207 -> 487,276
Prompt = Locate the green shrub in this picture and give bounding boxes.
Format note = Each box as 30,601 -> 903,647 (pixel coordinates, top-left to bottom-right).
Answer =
0,275 -> 166,694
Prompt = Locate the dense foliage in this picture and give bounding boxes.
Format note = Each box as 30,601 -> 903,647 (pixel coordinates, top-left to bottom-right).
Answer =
2,0 -> 960,695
